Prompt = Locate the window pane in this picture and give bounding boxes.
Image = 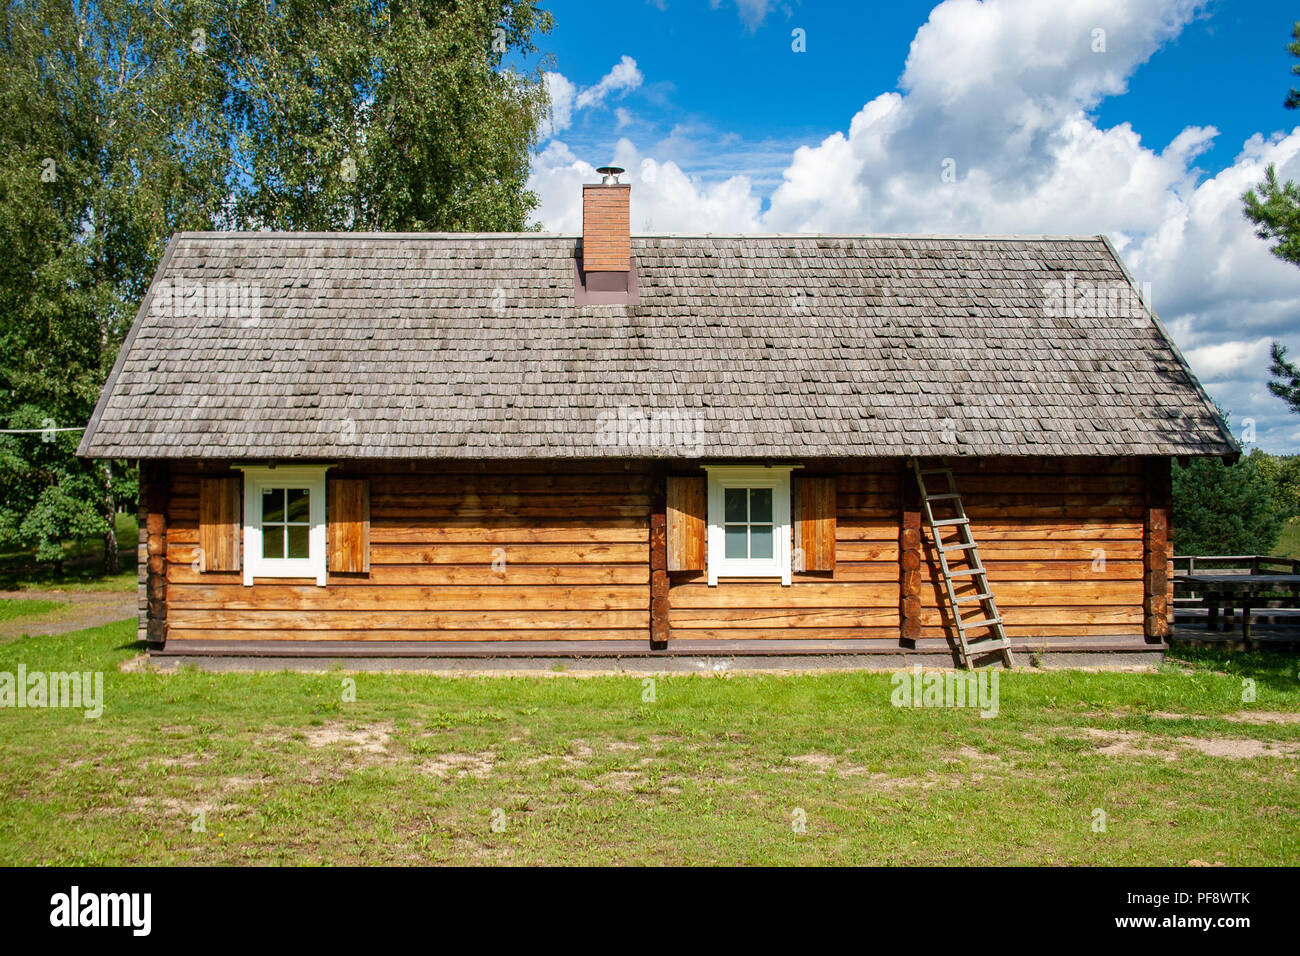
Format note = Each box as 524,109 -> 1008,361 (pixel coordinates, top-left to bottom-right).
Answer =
749,488 -> 772,523
286,488 -> 310,523
750,524 -> 774,559
724,488 -> 747,523
262,525 -> 284,560
262,488 -> 284,524
725,524 -> 748,559
286,523 -> 310,559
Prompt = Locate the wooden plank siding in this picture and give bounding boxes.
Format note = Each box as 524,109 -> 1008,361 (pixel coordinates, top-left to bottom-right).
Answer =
916,458 -> 1149,639
668,460 -> 901,640
669,457 -> 1152,643
164,463 -> 651,644
155,456 -> 1160,651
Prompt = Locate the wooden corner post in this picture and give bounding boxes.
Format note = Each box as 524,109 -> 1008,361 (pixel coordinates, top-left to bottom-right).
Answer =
650,470 -> 670,648
141,461 -> 168,649
900,459 -> 922,646
1143,457 -> 1172,643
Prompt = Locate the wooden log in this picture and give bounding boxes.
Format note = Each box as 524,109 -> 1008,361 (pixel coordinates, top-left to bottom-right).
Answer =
900,460 -> 922,645
1143,457 -> 1172,641
167,584 -> 647,611
168,608 -> 650,630
143,462 -> 168,647
650,470 -> 669,646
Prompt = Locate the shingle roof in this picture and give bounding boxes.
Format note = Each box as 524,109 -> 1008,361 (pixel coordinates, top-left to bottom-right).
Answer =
78,232 -> 1237,460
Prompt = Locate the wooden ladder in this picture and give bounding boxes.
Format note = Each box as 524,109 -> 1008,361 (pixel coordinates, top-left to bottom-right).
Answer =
910,458 -> 1014,669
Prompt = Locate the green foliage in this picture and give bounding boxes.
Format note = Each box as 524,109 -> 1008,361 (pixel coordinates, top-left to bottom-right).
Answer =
1173,449 -> 1292,555
215,0 -> 553,231
1269,341 -> 1300,416
1244,166 -> 1300,266
0,0 -> 552,573
1242,24 -> 1300,266
1285,21 -> 1300,110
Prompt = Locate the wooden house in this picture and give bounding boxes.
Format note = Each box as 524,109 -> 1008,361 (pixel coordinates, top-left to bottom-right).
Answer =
79,173 -> 1237,664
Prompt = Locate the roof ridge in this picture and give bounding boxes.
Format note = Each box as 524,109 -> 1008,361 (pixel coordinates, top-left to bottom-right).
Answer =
171,231 -> 1110,242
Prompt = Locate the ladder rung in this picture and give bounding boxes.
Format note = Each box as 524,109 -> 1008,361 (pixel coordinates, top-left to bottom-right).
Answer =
957,616 -> 1003,631
965,637 -> 1011,652
920,469 -> 952,476
947,568 -> 985,578
926,492 -> 962,501
939,541 -> 978,552
955,592 -> 993,604
931,518 -> 969,527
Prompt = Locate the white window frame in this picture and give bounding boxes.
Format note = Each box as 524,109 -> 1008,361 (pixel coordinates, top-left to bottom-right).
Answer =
703,465 -> 796,587
234,465 -> 331,587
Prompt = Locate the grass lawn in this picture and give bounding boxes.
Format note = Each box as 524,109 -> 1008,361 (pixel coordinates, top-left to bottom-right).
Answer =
1276,516 -> 1300,561
0,609 -> 1297,866
0,513 -> 137,592
0,598 -> 65,622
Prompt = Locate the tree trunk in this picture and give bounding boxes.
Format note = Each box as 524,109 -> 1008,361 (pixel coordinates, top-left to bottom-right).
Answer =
101,459 -> 119,575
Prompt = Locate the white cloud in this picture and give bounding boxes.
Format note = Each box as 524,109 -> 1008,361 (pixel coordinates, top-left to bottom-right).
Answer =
1185,337 -> 1275,381
530,0 -> 1300,449
540,72 -> 576,139
541,57 -> 643,139
530,139 -> 762,234
575,56 -> 644,110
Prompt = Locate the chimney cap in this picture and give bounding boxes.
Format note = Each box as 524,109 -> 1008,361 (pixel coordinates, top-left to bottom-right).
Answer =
596,165 -> 625,185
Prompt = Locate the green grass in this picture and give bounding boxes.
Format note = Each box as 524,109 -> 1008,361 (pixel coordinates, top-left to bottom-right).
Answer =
1276,517 -> 1300,561
0,513 -> 136,592
0,598 -> 65,622
0,613 -> 1297,865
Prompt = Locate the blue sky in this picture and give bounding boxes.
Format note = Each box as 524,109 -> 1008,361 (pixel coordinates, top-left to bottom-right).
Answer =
521,0 -> 1300,453
538,0 -> 1293,192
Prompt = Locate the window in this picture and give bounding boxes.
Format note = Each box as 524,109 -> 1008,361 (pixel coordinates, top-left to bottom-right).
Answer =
262,487 -> 312,560
235,465 -> 330,586
704,466 -> 795,586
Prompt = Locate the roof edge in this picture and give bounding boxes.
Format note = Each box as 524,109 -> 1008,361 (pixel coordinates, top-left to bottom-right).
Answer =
78,234 -> 181,459
167,230 -> 1114,242
1096,233 -> 1239,457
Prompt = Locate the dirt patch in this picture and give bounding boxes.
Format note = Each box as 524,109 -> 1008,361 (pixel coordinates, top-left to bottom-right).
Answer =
782,752 -> 892,779
1077,728 -> 1179,761
419,751 -> 496,780
301,721 -> 392,754
1225,711 -> 1300,725
951,745 -> 1003,763
125,796 -> 242,818
1178,737 -> 1300,759
1067,727 -> 1299,760
0,588 -> 135,641
788,753 -> 838,772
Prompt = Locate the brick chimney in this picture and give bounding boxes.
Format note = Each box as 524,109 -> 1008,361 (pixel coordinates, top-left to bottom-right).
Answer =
577,166 -> 638,304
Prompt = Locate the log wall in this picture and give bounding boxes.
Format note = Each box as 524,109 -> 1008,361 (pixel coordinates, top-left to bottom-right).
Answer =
154,456 -> 1165,649
163,462 -> 650,644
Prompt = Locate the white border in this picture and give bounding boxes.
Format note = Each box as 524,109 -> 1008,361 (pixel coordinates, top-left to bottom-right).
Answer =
703,465 -> 796,587
234,465 -> 331,586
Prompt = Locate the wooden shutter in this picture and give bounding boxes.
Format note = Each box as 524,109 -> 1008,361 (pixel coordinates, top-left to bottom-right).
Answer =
198,477 -> 242,572
666,476 -> 707,572
794,476 -> 836,572
328,479 -> 370,573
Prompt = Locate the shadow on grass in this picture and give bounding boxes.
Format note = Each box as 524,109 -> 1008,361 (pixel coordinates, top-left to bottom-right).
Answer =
1168,647 -> 1300,695
0,549 -> 135,591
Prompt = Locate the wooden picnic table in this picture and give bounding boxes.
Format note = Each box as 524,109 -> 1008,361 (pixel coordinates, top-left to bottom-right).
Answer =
1174,573 -> 1300,645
